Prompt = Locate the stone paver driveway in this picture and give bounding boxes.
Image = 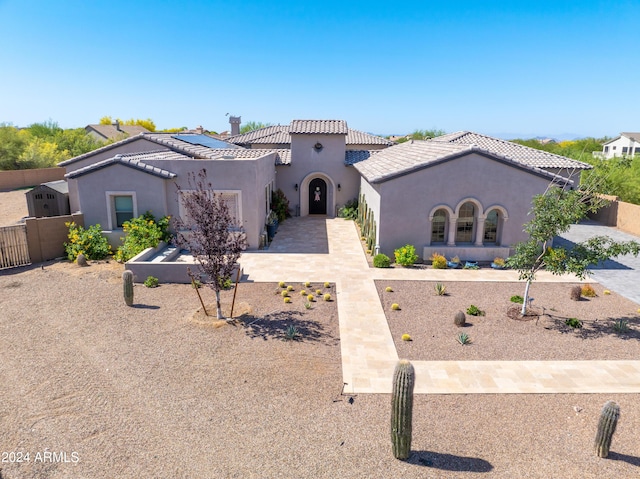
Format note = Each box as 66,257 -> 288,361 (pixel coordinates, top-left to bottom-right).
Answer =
240,217 -> 640,394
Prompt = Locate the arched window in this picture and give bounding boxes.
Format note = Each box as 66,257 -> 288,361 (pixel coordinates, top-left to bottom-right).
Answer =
483,209 -> 499,244
431,209 -> 447,244
455,202 -> 475,243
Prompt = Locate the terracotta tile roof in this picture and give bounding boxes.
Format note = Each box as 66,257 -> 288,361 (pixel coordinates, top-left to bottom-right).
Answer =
65,151 -> 180,179
290,120 -> 348,134
353,139 -> 572,184
432,131 -> 591,170
226,123 -> 392,146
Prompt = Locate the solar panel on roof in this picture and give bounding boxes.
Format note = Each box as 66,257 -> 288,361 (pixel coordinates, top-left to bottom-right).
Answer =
172,134 -> 238,149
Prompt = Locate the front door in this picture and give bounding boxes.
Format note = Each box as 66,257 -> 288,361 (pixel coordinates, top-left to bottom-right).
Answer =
308,178 -> 327,215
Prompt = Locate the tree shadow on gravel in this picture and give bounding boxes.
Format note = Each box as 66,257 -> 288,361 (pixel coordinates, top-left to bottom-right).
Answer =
542,313 -> 640,341
240,310 -> 338,344
407,450 -> 493,472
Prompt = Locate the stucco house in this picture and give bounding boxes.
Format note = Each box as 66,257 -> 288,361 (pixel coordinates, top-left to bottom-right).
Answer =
59,120 -> 590,262
601,132 -> 640,159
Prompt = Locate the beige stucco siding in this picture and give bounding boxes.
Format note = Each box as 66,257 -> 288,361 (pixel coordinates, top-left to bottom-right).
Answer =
65,138 -> 170,212
278,133 -> 359,217
74,163 -> 168,245
374,152 -> 553,258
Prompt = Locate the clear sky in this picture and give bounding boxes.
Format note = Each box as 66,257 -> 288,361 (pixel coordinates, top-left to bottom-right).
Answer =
0,0 -> 637,139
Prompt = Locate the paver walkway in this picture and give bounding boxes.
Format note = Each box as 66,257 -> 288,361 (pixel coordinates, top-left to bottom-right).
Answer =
240,217 -> 640,394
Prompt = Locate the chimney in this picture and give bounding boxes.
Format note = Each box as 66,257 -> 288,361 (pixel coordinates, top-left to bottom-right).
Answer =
113,120 -> 121,132
229,116 -> 241,136
195,125 -> 204,134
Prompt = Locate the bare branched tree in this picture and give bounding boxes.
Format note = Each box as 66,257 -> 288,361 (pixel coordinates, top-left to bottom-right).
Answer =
173,169 -> 247,319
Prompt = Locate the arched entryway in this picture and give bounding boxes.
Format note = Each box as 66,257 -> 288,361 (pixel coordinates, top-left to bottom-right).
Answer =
308,178 -> 327,215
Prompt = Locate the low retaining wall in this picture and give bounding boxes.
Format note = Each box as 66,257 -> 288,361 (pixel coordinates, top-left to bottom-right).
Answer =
125,242 -> 242,284
0,167 -> 65,191
423,245 -> 512,263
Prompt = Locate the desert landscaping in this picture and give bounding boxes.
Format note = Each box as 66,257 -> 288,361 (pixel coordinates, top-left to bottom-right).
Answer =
1,258 -> 640,478
2,189 -> 640,478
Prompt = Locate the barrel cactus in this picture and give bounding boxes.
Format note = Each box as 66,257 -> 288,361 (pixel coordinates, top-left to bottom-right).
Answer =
391,359 -> 415,460
594,400 -> 620,458
454,311 -> 466,327
123,270 -> 134,306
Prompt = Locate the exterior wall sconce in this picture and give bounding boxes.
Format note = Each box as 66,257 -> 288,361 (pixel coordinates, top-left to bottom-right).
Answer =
314,142 -> 323,152
337,184 -> 341,191
294,184 -> 298,191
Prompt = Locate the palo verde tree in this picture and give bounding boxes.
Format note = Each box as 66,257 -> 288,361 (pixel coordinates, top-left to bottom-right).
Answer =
507,183 -> 640,314
173,169 -> 247,319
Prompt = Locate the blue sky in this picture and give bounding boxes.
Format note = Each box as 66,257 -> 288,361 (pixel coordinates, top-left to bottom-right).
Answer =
0,0 -> 637,139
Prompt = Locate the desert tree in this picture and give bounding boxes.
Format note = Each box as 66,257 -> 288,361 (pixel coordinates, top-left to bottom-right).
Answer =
173,169 -> 247,319
507,177 -> 640,315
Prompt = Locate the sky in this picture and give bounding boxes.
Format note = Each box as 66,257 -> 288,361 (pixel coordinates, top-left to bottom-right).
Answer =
0,0 -> 638,139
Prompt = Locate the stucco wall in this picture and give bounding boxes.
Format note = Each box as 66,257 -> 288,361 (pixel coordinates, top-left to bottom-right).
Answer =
74,164 -> 168,246
359,177 -> 382,245
25,213 -> 84,263
278,133 -> 358,217
64,138 -> 169,212
373,152 -> 553,258
0,167 -> 65,191
148,155 -> 276,250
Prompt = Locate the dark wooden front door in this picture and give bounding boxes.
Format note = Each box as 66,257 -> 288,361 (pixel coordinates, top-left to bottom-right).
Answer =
309,178 -> 327,215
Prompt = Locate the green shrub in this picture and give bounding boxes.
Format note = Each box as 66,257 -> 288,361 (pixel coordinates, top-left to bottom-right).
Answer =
466,305 -> 485,316
114,211 -> 171,263
64,222 -> 111,261
430,253 -> 447,269
565,317 -> 583,328
271,189 -> 291,222
510,295 -> 524,304
144,276 -> 159,288
394,244 -> 418,266
338,198 -> 359,220
613,319 -> 629,333
373,253 -> 391,268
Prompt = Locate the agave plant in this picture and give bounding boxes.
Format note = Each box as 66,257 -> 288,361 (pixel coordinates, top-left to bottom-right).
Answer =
457,332 -> 471,345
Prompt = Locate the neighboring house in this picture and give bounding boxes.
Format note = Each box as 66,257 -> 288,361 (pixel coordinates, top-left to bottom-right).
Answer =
85,122 -> 150,142
59,121 -> 591,261
601,132 -> 640,159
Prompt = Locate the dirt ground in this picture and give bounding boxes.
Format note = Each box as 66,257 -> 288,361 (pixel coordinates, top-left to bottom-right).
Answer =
1,260 -> 640,478
0,189 -> 29,226
378,280 -> 640,361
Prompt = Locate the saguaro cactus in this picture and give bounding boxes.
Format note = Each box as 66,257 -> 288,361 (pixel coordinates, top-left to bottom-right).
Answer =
391,359 -> 415,460
595,400 -> 620,458
123,270 -> 134,306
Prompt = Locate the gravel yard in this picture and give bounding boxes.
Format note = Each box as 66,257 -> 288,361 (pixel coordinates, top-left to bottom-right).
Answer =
1,260 -> 640,478
0,189 -> 29,226
377,280 -> 640,361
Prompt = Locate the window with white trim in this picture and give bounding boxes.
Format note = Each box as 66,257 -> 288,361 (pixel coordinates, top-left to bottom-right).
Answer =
114,196 -> 134,227
178,190 -> 242,228
483,209 -> 499,245
106,192 -> 137,230
431,209 -> 447,244
455,202 -> 475,243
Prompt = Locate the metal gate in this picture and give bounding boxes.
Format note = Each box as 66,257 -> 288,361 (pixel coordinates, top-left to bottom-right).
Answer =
0,224 -> 31,269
